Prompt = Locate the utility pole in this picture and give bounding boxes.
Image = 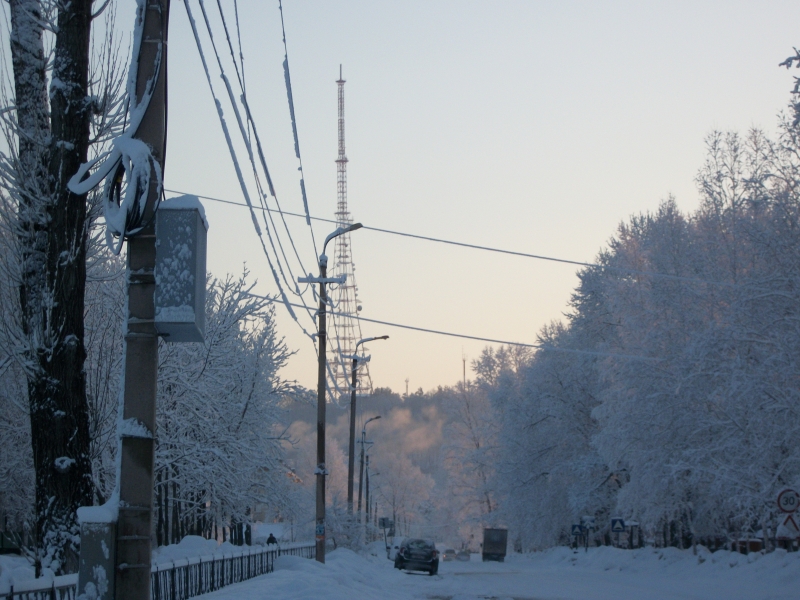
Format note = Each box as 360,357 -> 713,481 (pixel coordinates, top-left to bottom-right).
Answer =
365,454 -> 370,538
357,415 -> 380,517
314,256 -> 328,563
357,429 -> 365,513
300,224 -> 362,564
108,1 -> 169,598
348,337 -> 387,515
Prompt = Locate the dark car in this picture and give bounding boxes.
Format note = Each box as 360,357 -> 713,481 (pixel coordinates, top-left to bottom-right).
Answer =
394,538 -> 439,575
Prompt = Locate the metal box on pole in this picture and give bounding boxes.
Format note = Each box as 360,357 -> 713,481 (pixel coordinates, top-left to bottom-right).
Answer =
155,195 -> 208,343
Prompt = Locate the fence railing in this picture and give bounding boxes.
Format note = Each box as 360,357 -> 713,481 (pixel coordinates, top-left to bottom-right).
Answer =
0,542 -> 315,600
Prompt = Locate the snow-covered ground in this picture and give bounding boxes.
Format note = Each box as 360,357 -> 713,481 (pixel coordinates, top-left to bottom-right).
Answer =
3,543 -> 798,599
194,544 -> 800,600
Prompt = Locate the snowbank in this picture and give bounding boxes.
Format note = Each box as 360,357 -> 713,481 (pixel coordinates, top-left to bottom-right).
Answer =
151,535 -> 307,566
194,544 -> 800,600
199,548 -> 416,600
0,554 -> 77,595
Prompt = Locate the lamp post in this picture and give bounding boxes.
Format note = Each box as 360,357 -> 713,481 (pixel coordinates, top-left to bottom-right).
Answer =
366,464 -> 380,540
358,415 -> 381,517
347,336 -> 388,515
299,222 -> 362,564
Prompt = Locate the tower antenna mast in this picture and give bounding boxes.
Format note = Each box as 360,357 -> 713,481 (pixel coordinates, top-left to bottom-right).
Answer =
330,65 -> 372,398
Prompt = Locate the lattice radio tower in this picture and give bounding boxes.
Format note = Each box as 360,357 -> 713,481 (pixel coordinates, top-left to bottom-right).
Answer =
329,65 -> 372,398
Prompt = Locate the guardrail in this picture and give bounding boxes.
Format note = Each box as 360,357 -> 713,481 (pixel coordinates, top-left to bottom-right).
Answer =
0,542 -> 315,600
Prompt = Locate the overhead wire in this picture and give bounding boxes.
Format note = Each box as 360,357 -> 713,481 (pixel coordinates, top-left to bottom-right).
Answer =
183,2 -> 414,403
243,293 -> 662,363
165,188 -> 742,290
186,2 -> 359,402
196,0 -> 308,303
213,0 -> 316,297
278,0 -> 317,256
182,0 -> 314,341
178,2 -> 680,396
189,1 -> 357,394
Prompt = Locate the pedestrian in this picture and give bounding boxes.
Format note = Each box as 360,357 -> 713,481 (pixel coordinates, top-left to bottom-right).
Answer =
267,533 -> 278,545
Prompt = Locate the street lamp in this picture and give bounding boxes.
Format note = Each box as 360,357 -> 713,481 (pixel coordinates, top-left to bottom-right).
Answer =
358,415 -> 381,517
299,222 -> 362,564
347,335 -> 389,515
366,469 -> 380,541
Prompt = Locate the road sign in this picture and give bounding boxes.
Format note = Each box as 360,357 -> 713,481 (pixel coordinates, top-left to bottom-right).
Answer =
379,517 -> 389,528
571,524 -> 582,536
777,489 -> 800,513
778,514 -> 800,538
581,516 -> 596,529
611,518 -> 625,533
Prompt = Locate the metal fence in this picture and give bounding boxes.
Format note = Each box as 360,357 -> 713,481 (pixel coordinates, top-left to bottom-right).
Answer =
0,543 -> 315,600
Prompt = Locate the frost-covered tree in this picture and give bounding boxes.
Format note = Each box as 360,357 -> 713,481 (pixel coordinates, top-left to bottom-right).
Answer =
0,0 -> 127,574
373,453 -> 434,538
439,383 -> 499,539
153,272 -> 300,545
486,84 -> 800,549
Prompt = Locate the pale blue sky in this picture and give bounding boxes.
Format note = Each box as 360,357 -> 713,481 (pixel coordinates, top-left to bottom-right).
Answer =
160,1 -> 800,394
3,1 -> 794,394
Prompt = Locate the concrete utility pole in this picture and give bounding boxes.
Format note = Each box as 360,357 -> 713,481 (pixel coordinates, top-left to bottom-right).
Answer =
314,255 -> 329,564
365,454 -> 370,532
347,336 -> 388,515
357,415 -> 380,516
300,223 -> 362,564
115,1 -> 169,598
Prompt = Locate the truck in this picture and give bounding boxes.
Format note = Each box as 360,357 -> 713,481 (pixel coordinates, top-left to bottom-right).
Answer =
482,528 -> 508,562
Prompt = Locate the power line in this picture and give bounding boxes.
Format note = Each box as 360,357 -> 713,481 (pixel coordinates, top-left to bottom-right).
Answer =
165,188 -> 736,289
244,292 -> 661,363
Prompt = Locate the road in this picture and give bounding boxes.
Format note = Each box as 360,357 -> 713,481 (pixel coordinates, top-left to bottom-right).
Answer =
197,544 -> 800,600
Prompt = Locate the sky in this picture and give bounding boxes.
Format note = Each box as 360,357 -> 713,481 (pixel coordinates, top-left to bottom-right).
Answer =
121,1 -> 800,394
1,0 -> 799,557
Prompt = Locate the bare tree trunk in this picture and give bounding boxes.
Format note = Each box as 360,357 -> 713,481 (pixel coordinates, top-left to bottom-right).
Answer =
9,0 -> 94,576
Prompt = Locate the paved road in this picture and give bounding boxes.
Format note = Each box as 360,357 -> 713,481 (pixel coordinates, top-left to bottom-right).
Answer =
384,550 -> 797,600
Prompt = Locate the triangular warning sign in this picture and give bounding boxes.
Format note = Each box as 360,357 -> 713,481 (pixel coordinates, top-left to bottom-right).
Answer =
777,514 -> 800,539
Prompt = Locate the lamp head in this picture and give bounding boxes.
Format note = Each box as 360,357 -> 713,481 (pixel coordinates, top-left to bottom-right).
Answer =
323,222 -> 363,256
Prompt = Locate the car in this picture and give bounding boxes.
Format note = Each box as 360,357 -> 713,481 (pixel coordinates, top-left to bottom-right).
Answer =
455,549 -> 471,561
441,548 -> 457,561
394,538 -> 439,575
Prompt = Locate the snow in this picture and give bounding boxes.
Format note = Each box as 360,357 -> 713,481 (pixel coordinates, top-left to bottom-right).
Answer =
151,535 -> 310,566
159,195 -> 209,230
54,456 -> 76,472
188,545 -> 800,600
155,304 -> 196,323
76,491 -> 118,524
3,540 -> 799,599
119,417 -> 152,439
0,553 -> 77,595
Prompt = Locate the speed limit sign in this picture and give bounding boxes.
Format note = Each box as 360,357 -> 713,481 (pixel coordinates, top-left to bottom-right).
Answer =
777,489 -> 800,513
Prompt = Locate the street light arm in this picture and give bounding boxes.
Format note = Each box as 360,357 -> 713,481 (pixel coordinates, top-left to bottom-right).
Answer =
362,415 -> 381,435
355,335 -> 389,351
322,222 -> 363,257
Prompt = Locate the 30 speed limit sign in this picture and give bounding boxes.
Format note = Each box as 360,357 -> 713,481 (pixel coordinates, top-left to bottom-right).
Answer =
777,489 -> 800,513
